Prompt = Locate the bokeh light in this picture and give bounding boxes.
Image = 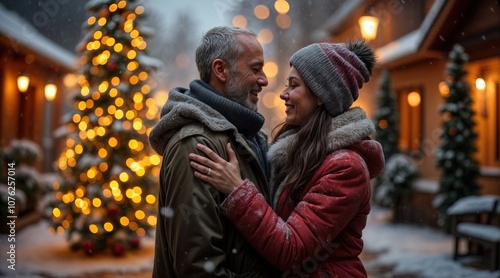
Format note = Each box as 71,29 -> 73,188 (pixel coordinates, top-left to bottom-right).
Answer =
257,28 -> 273,44
276,14 -> 291,29
254,5 -> 270,20
263,61 -> 278,78
232,15 -> 247,28
274,0 -> 290,14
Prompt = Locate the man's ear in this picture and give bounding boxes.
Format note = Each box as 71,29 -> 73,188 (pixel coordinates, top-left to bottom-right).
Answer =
212,59 -> 228,83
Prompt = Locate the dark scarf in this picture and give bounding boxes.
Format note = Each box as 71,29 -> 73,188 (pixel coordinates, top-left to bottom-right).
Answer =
187,80 -> 269,178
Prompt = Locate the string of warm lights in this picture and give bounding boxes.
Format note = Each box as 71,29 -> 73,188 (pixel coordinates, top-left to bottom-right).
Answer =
47,0 -> 159,256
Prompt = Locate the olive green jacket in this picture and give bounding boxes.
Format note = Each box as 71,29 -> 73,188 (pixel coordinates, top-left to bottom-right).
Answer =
149,85 -> 276,277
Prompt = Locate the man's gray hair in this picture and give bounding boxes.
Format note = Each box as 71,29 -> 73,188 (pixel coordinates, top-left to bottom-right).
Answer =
195,26 -> 257,83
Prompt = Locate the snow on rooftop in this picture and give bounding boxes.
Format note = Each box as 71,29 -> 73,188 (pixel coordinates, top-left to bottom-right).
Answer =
0,3 -> 77,70
375,0 -> 447,65
316,0 -> 448,65
376,30 -> 420,65
417,0 -> 448,47
312,0 -> 364,41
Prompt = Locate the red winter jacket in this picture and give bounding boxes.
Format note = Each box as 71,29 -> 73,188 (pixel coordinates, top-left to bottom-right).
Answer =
220,108 -> 385,278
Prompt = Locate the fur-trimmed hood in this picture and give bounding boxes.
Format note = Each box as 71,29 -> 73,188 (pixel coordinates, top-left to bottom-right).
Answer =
148,80 -> 267,156
148,88 -> 237,155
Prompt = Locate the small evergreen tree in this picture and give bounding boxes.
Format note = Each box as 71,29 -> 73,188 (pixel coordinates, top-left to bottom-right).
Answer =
375,153 -> 418,208
47,0 -> 161,256
0,140 -> 44,221
434,44 -> 480,222
372,70 -> 400,205
373,69 -> 399,161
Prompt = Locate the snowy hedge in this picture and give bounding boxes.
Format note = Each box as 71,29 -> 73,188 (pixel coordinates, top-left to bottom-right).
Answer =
375,153 -> 419,207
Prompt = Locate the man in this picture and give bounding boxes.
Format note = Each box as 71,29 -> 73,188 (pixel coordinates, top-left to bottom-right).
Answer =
149,26 -> 275,277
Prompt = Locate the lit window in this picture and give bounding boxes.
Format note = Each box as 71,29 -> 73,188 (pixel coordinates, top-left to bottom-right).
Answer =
398,88 -> 422,152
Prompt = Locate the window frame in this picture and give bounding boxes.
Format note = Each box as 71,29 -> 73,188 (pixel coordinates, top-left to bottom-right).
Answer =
397,86 -> 424,154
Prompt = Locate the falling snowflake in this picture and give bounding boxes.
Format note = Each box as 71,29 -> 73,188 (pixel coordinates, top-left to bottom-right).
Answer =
204,261 -> 215,272
160,207 -> 174,218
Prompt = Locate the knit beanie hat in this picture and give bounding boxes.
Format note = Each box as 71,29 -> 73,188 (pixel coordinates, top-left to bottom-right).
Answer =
289,41 -> 375,117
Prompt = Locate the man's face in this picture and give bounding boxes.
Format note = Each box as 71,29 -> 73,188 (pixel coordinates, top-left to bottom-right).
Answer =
224,35 -> 268,111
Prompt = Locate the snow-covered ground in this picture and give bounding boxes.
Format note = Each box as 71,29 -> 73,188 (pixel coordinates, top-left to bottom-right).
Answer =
363,206 -> 500,278
0,205 -> 499,277
0,221 -> 155,277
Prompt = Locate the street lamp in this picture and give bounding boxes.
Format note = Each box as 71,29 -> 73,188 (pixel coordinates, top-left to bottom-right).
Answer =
358,16 -> 379,41
44,83 -> 57,101
17,74 -> 30,92
42,82 -> 57,172
475,77 -> 487,118
475,77 -> 485,91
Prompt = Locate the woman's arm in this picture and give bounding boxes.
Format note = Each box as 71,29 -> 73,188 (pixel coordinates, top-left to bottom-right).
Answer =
189,145 -> 370,271
189,143 -> 243,195
218,161 -> 369,271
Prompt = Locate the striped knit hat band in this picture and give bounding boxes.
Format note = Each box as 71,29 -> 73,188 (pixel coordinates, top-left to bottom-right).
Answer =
289,43 -> 370,117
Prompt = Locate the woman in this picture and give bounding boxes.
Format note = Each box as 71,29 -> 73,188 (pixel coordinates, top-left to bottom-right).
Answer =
189,40 -> 384,277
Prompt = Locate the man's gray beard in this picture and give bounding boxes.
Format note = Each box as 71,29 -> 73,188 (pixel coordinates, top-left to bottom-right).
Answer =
225,74 -> 258,111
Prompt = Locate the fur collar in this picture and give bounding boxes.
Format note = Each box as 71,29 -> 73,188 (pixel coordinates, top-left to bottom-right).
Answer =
149,80 -> 267,155
267,107 -> 375,206
148,88 -> 236,155
267,107 -> 375,166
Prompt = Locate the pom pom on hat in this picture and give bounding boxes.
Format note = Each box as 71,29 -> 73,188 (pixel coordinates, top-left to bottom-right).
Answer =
289,40 -> 375,117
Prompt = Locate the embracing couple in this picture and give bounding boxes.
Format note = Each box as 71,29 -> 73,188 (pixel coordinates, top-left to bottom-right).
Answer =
148,26 -> 384,278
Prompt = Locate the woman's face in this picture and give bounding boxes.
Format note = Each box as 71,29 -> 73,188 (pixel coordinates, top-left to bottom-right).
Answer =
280,67 -> 322,126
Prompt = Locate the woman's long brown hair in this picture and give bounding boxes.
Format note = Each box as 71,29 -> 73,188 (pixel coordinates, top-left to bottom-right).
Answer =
272,106 -> 331,204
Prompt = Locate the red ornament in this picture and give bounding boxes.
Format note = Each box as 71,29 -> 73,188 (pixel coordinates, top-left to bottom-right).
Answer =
112,242 -> 125,257
99,7 -> 110,18
82,239 -> 97,256
107,60 -> 118,72
129,236 -> 140,249
107,203 -> 119,217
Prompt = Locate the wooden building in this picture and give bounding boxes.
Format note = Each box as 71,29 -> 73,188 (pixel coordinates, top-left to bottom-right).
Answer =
0,4 -> 77,172
316,0 -> 500,225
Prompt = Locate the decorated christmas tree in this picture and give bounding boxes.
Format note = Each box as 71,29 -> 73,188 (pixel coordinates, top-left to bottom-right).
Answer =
373,69 -> 399,160
434,44 -> 480,222
47,0 -> 161,256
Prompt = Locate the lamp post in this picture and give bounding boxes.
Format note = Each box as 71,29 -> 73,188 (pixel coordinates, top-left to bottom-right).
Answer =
44,84 -> 57,101
475,76 -> 489,158
475,77 -> 486,118
17,74 -> 30,92
358,15 -> 379,41
43,83 -> 57,172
